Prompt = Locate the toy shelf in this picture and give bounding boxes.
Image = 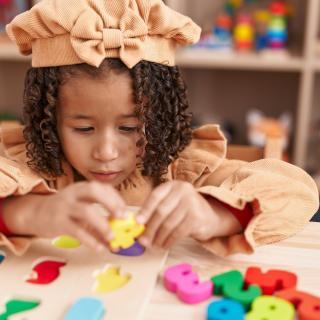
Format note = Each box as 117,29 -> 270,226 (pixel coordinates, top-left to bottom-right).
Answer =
166,0 -> 320,172
176,49 -> 303,71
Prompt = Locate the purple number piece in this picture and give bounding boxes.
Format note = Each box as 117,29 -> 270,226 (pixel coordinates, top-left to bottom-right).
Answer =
114,241 -> 145,257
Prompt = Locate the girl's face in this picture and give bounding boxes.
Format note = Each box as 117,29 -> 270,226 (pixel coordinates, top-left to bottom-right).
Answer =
57,71 -> 143,187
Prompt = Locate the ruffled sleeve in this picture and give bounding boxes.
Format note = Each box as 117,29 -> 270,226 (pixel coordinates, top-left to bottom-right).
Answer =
0,122 -> 55,196
169,124 -> 227,186
170,124 -> 320,257
0,122 -> 56,255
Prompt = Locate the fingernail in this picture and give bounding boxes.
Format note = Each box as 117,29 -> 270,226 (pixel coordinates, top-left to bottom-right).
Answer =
106,232 -> 114,241
139,236 -> 148,247
136,215 -> 145,224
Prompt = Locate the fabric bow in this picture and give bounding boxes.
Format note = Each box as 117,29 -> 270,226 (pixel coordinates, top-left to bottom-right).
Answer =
71,7 -> 149,67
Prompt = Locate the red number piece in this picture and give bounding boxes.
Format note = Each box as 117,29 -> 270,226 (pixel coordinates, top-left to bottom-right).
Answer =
276,288 -> 320,320
245,267 -> 297,295
26,259 -> 66,285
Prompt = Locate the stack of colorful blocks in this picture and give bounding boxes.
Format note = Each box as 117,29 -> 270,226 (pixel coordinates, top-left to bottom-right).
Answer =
164,263 -> 320,319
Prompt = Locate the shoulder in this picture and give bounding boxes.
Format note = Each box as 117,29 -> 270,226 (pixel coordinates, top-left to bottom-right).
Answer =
0,122 -> 74,190
0,121 -> 26,161
169,124 -> 227,183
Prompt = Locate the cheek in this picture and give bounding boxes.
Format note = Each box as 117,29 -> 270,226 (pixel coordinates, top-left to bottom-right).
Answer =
59,128 -> 89,163
120,134 -> 142,160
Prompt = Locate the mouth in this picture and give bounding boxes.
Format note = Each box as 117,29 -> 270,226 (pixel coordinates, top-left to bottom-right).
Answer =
90,171 -> 122,181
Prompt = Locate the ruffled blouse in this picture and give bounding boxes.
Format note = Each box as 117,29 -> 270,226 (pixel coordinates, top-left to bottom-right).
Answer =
0,122 -> 318,256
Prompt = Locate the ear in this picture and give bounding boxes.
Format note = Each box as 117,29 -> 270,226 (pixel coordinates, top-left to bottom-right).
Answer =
279,113 -> 292,131
247,110 -> 264,125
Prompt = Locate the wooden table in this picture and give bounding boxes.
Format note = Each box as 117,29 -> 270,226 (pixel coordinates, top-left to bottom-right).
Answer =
145,222 -> 320,319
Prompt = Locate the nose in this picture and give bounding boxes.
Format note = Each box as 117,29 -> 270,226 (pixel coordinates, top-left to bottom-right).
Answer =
92,130 -> 119,162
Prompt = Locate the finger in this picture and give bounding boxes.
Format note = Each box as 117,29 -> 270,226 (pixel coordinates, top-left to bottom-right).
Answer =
136,182 -> 174,225
67,221 -> 106,253
153,203 -> 187,248
162,216 -> 191,249
72,204 -> 114,243
139,189 -> 181,247
73,181 -> 127,219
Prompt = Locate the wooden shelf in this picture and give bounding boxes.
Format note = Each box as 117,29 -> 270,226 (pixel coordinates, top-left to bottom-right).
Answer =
0,42 -> 29,62
176,49 -> 303,72
169,0 -> 320,170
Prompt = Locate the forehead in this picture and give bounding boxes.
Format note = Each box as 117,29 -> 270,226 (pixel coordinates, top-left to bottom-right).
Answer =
58,72 -> 136,115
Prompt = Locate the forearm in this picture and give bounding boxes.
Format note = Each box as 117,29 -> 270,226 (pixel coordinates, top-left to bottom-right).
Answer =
2,194 -> 44,236
204,196 -> 243,239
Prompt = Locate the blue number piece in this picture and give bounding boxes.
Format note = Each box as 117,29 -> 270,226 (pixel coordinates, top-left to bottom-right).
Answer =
0,250 -> 6,264
64,297 -> 105,320
207,299 -> 245,320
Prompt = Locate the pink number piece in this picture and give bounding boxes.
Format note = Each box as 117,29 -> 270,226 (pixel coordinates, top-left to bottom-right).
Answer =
164,263 -> 213,304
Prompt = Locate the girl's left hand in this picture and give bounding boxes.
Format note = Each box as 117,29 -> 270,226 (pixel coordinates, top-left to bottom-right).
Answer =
136,181 -> 219,249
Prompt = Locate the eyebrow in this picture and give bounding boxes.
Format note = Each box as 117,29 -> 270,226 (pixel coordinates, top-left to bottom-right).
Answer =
121,113 -> 138,119
65,113 -> 137,120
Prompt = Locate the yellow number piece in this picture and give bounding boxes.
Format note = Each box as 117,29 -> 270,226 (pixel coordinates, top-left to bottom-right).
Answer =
246,296 -> 295,320
92,266 -> 131,294
52,235 -> 81,249
109,212 -> 145,250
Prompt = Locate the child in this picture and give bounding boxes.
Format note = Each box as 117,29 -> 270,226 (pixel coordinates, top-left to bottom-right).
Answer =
1,0 -> 319,257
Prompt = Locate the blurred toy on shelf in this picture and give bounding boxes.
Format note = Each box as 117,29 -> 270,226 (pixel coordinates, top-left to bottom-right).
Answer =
214,13 -> 233,42
246,109 -> 291,161
267,1 -> 288,49
224,0 -> 243,16
190,0 -> 292,55
0,0 -> 31,32
234,13 -> 255,51
254,10 -> 270,50
194,12 -> 233,52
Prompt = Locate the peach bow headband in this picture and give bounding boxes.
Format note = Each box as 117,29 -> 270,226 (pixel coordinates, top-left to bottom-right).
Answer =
6,0 -> 201,68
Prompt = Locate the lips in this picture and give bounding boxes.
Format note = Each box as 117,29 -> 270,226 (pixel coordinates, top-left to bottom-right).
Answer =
90,170 -> 122,181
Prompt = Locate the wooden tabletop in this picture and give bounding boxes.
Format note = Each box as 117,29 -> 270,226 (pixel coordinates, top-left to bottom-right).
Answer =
145,222 -> 320,319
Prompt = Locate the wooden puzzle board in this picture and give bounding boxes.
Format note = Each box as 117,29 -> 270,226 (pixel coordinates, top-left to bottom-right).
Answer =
0,238 -> 168,320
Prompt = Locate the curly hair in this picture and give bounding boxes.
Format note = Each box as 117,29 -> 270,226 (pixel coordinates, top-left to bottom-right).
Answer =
23,58 -> 193,185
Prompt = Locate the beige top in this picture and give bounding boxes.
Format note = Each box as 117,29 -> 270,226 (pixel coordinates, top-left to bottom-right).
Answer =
0,123 -> 318,257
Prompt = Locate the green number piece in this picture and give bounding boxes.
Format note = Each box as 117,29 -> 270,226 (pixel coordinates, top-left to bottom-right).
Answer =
246,296 -> 295,320
211,270 -> 261,310
0,298 -> 40,320
212,270 -> 243,295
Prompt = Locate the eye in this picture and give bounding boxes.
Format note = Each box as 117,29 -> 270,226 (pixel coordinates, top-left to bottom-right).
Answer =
73,127 -> 94,132
119,126 -> 139,133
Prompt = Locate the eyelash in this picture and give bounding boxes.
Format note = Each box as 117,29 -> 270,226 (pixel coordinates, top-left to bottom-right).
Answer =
73,126 -> 139,133
74,127 -> 94,132
119,126 -> 139,133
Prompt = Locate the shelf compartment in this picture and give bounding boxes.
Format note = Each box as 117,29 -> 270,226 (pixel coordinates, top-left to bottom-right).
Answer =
176,49 -> 304,72
0,40 -> 30,62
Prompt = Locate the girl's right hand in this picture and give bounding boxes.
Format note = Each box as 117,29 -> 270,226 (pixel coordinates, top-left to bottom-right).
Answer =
3,181 -> 127,252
